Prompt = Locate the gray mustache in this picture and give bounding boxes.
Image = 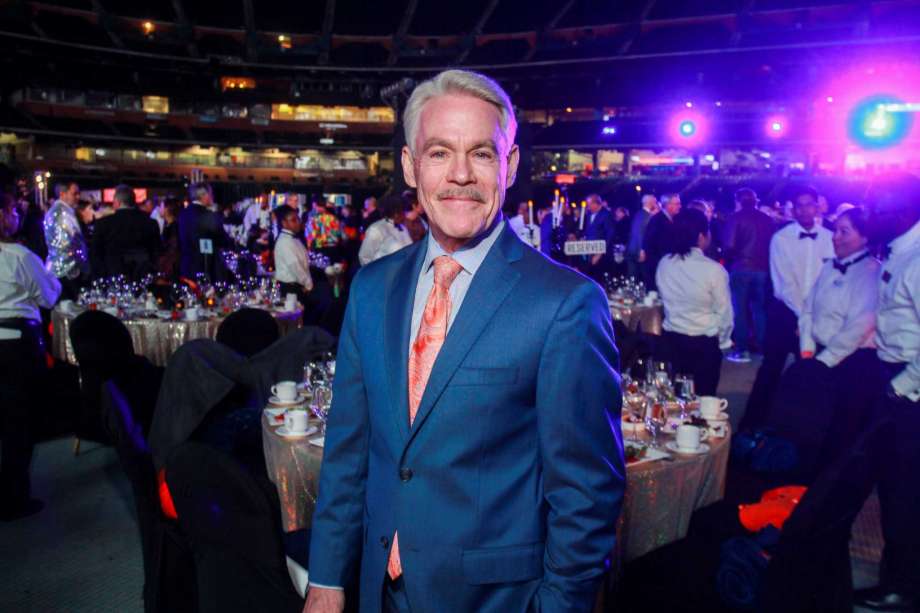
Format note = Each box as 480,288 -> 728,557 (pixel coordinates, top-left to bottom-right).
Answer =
437,189 -> 485,203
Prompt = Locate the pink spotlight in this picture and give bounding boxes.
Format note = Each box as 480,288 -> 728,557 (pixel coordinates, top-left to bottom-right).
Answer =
766,115 -> 787,138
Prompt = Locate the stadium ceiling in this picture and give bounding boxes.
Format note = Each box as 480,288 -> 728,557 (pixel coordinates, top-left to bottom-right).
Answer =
1,0 -> 919,107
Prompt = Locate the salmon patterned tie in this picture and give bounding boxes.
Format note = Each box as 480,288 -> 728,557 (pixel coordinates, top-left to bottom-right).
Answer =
387,255 -> 464,580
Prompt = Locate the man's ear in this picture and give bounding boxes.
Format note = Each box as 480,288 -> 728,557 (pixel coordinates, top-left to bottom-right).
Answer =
506,144 -> 520,188
401,146 -> 417,188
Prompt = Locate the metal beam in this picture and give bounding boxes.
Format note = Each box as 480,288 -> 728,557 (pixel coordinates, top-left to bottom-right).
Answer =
619,0 -> 657,55
455,0 -> 501,64
522,0 -> 575,62
318,0 -> 337,65
387,0 -> 419,66
90,0 -> 124,48
171,0 -> 199,57
241,0 -> 256,61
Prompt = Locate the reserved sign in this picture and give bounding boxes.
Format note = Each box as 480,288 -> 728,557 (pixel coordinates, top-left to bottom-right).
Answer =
564,240 -> 607,256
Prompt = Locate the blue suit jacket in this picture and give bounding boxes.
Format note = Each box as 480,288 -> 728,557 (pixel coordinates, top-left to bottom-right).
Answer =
584,209 -> 618,263
309,225 -> 625,612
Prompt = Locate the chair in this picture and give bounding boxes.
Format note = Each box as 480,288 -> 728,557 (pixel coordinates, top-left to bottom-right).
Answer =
69,310 -> 135,453
215,308 -> 280,358
165,442 -> 307,613
102,379 -> 197,613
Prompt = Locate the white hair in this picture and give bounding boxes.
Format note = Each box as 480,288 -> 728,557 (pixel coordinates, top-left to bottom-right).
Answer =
403,69 -> 517,155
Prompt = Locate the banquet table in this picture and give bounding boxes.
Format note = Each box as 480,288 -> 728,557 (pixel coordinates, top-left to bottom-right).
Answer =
51,306 -> 303,367
609,301 -> 664,335
262,414 -> 730,562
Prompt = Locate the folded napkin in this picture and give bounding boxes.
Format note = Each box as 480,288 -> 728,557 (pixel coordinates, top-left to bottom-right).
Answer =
308,436 -> 324,448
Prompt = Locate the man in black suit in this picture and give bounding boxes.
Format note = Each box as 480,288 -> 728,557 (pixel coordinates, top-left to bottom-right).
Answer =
642,193 -> 681,289
91,184 -> 161,281
583,194 -> 617,283
178,183 -> 230,279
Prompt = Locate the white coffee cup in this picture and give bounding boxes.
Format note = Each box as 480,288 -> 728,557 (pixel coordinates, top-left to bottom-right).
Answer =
272,380 -> 298,402
184,307 -> 199,321
676,424 -> 706,451
699,396 -> 728,419
284,409 -> 309,433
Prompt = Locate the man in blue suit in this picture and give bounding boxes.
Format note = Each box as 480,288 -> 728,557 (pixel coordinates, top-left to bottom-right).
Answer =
583,194 -> 618,284
305,69 -> 625,613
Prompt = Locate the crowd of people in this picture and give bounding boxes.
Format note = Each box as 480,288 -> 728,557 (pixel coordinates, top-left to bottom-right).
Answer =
0,68 -> 918,613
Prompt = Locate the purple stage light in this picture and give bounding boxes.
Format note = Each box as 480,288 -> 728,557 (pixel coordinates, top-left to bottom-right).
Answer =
766,116 -> 787,138
669,110 -> 707,145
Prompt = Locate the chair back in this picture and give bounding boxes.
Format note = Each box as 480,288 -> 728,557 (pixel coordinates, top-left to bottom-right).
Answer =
102,379 -> 197,612
216,308 -> 280,357
166,442 -> 303,613
70,310 -> 135,442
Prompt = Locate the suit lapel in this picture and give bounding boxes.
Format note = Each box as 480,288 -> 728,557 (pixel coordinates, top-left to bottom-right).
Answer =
407,227 -> 523,443
384,242 -> 426,443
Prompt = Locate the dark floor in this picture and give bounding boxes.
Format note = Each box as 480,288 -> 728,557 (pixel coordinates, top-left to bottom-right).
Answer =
0,357 -> 883,612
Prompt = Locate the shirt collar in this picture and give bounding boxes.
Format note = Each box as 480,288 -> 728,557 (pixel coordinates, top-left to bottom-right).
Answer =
839,248 -> 869,266
280,229 -> 296,238
889,218 -> 920,255
421,215 -> 505,278
794,221 -> 819,235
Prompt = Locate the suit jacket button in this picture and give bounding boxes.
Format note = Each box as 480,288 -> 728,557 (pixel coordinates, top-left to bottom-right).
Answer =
399,468 -> 413,482
380,536 -> 389,549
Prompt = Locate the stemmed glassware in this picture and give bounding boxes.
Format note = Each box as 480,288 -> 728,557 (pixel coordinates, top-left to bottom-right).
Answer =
643,398 -> 666,448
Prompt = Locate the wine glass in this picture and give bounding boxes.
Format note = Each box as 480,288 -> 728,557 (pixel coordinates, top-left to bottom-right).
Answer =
643,399 -> 666,448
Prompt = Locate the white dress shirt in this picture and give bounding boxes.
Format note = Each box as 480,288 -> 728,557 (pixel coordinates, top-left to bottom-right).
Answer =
243,203 -> 271,236
0,242 -> 62,339
508,214 -> 538,247
875,219 -> 920,401
656,247 -> 734,348
769,221 -> 835,316
273,230 -> 313,291
358,219 -> 412,266
798,250 -> 879,368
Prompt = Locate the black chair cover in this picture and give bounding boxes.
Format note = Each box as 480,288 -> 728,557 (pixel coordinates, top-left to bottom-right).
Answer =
102,380 -> 197,613
165,442 -> 305,613
216,308 -> 280,358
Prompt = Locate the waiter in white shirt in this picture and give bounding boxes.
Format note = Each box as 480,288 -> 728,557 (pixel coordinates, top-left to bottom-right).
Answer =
0,199 -> 61,520
796,207 -> 882,461
742,186 -> 834,429
854,174 -> 920,612
656,208 -> 733,396
273,205 -> 327,327
358,195 -> 413,266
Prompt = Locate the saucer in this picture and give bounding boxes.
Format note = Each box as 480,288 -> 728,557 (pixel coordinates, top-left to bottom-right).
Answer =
701,411 -> 729,423
268,396 -> 306,407
666,441 -> 710,455
264,407 -> 287,420
277,425 -> 318,438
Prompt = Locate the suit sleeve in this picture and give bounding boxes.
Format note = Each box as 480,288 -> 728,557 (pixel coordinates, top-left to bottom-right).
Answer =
307,279 -> 369,588
532,281 -> 625,613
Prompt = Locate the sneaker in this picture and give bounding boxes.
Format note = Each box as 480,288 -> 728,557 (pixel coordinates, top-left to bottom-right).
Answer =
726,351 -> 751,363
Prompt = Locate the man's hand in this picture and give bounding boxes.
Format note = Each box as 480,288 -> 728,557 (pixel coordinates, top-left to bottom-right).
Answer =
591,254 -> 602,266
800,351 -> 814,359
638,249 -> 646,263
303,587 -> 345,613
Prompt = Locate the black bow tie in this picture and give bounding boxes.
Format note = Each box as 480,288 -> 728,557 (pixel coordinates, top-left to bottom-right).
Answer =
833,251 -> 870,275
799,232 -> 817,240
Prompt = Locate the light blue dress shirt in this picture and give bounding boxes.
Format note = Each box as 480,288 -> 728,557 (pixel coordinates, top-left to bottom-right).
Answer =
409,217 -> 506,348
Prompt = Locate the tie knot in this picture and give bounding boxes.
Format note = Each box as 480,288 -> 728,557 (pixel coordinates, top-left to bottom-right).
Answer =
433,256 -> 463,289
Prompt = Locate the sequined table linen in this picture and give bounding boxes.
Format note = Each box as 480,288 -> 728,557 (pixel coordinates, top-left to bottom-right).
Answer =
264,416 -> 730,560
51,307 -> 303,367
262,416 -> 324,533
610,302 -> 664,335
618,430 -> 730,561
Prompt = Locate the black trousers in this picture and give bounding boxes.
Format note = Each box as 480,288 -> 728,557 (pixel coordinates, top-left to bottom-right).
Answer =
279,281 -> 331,330
742,298 -> 799,430
659,330 -> 723,396
0,319 -> 47,509
873,361 -> 920,595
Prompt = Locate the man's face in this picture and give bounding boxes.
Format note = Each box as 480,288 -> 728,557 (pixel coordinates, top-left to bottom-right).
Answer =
63,184 -> 80,205
587,198 -> 602,214
199,191 -> 212,206
283,213 -> 302,234
664,196 -> 681,217
402,93 -> 519,250
794,195 -> 818,229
